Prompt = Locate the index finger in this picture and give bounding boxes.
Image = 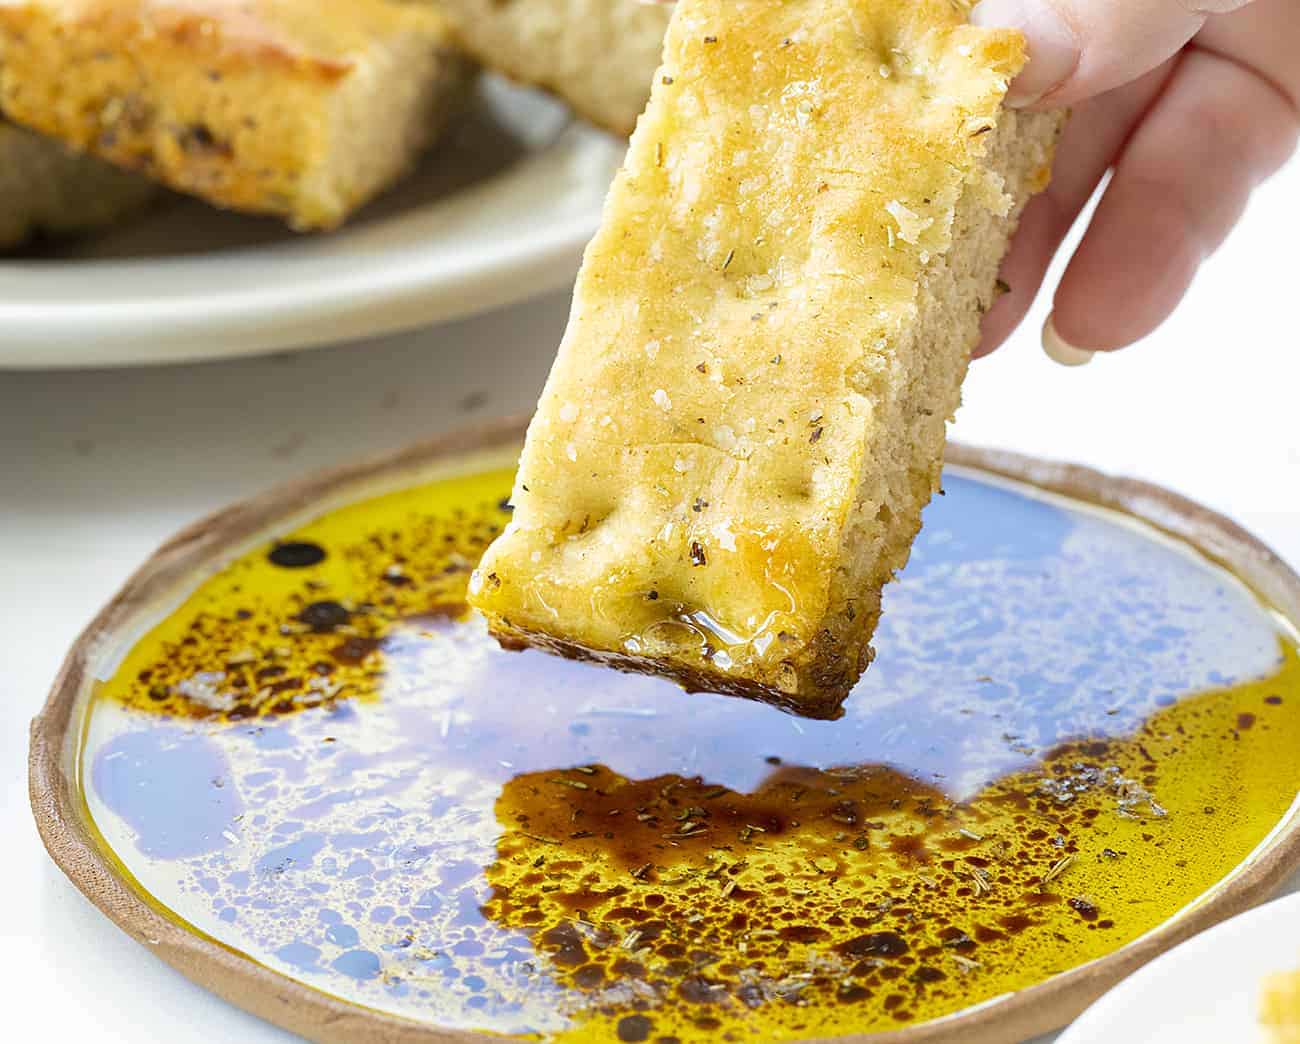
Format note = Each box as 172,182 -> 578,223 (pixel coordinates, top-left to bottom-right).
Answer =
971,0 -> 1257,107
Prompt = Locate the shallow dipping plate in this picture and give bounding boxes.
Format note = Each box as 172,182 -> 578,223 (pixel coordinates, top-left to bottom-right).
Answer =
29,425 -> 1300,1043
0,79 -> 620,369
1059,890 -> 1300,1044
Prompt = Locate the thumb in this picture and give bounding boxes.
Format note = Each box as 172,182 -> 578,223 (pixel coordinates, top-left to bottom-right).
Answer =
971,0 -> 1256,107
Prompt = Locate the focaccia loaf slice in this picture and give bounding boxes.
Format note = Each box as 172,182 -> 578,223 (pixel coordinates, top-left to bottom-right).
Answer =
433,0 -> 670,135
469,0 -> 1063,718
0,119 -> 155,249
0,0 -> 476,230
1263,970 -> 1300,1044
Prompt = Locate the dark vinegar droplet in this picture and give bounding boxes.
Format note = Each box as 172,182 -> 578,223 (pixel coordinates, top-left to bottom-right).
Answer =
837,931 -> 909,958
269,541 -> 327,568
333,636 -> 382,665
299,600 -> 351,633
616,1014 -> 654,1042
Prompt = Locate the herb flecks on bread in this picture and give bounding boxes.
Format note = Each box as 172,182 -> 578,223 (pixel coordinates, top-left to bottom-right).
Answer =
470,0 -> 1063,718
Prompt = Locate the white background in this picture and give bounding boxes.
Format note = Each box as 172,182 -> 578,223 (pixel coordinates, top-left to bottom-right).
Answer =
2,158 -> 1297,1041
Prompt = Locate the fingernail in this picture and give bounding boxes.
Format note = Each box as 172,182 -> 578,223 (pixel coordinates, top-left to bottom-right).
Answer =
1042,313 -> 1094,367
971,0 -> 1080,107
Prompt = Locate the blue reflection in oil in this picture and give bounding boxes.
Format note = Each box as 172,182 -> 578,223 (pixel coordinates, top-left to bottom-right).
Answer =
86,468 -> 1290,1033
92,726 -> 242,859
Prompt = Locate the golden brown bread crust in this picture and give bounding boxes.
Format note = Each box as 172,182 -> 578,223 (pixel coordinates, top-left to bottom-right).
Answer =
0,0 -> 476,229
468,0 -> 1063,717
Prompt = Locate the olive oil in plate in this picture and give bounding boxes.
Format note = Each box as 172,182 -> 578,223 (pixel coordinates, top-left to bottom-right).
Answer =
81,459 -> 1300,1042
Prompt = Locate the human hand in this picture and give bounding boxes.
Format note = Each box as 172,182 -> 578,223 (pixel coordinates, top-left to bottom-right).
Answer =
971,0 -> 1300,363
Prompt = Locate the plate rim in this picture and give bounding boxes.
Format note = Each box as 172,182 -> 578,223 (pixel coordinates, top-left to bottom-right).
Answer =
0,110 -> 615,369
1056,889 -> 1300,1043
28,427 -> 1300,1043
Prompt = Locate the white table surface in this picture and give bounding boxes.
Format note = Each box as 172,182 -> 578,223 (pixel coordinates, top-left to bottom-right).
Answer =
3,159 -> 1297,1042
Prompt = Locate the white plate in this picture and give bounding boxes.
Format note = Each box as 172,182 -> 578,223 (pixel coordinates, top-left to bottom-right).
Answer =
0,77 -> 621,369
1059,891 -> 1300,1044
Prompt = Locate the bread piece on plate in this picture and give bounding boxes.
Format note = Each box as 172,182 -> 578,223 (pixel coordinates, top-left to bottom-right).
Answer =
0,0 -> 476,230
468,0 -> 1063,719
434,0 -> 670,135
0,119 -> 155,249
1263,970 -> 1300,1044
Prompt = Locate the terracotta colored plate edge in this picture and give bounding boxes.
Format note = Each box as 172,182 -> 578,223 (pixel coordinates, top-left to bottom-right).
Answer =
27,426 -> 1300,1044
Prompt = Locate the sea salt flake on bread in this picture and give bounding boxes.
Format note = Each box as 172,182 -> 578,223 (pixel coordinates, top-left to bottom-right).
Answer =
469,0 -> 1064,718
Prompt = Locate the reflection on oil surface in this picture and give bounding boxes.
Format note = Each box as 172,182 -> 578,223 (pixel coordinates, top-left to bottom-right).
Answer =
83,458 -> 1300,1041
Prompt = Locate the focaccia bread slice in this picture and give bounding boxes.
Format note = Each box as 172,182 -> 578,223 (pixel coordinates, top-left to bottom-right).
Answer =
0,119 -> 155,249
0,0 -> 476,230
1263,970 -> 1300,1044
433,0 -> 670,135
469,0 -> 1063,718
